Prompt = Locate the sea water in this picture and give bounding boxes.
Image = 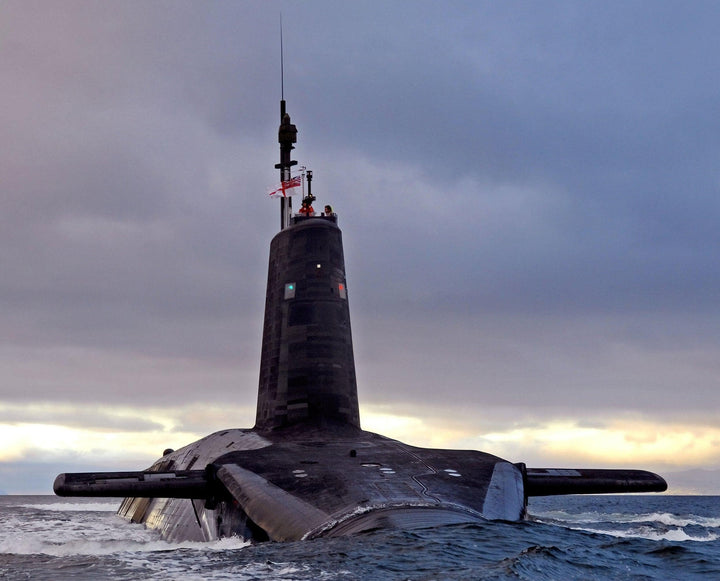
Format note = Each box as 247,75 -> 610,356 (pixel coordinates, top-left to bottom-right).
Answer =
0,495 -> 718,580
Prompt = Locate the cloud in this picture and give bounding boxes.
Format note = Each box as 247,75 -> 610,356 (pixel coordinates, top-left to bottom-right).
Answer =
354,311 -> 720,424
1,1 -> 719,491
0,403 -> 164,432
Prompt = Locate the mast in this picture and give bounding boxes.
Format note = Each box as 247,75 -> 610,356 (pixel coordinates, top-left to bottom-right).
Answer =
275,19 -> 297,230
276,101 -> 297,230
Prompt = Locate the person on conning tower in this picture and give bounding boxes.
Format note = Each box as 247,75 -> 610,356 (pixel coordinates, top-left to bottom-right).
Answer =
299,195 -> 315,216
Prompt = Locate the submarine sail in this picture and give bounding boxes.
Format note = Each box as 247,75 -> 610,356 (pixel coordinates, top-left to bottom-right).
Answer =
54,99 -> 666,542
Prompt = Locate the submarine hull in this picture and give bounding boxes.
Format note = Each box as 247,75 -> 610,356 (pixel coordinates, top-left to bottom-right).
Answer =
54,105 -> 667,542
57,422 -> 664,542
114,424 -> 524,542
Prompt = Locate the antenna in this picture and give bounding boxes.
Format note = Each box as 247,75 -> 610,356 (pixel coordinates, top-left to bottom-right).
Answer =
275,15 -> 297,230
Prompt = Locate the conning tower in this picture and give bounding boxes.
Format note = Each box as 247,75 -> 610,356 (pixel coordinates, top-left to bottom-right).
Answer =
255,102 -> 360,431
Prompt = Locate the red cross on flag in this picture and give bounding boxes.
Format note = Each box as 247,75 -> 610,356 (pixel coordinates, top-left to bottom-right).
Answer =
267,175 -> 302,198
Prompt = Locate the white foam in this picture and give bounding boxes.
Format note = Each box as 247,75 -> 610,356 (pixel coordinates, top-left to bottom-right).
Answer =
0,531 -> 250,557
531,508 -> 720,543
569,524 -> 719,543
18,502 -> 120,512
0,508 -> 250,557
127,557 -> 310,581
18,501 -> 119,512
626,512 -> 720,528
532,509 -> 720,529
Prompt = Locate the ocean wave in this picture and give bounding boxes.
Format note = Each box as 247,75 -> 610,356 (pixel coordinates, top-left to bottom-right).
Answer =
121,557 -> 315,581
18,501 -> 120,512
531,509 -> 719,543
531,509 -> 720,530
626,512 -> 720,528
0,532 -> 250,557
569,524 -> 718,543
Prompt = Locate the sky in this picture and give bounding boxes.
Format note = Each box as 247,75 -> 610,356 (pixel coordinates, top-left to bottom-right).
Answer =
1,0 -> 719,494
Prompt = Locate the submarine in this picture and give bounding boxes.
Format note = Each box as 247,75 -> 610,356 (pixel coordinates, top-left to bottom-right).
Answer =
54,98 -> 667,542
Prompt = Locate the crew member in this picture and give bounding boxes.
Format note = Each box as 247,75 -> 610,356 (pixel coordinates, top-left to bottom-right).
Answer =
299,198 -> 314,215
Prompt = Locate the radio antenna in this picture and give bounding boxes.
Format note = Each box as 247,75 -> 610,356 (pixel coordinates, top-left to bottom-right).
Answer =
276,13 -> 297,230
280,13 -> 284,101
